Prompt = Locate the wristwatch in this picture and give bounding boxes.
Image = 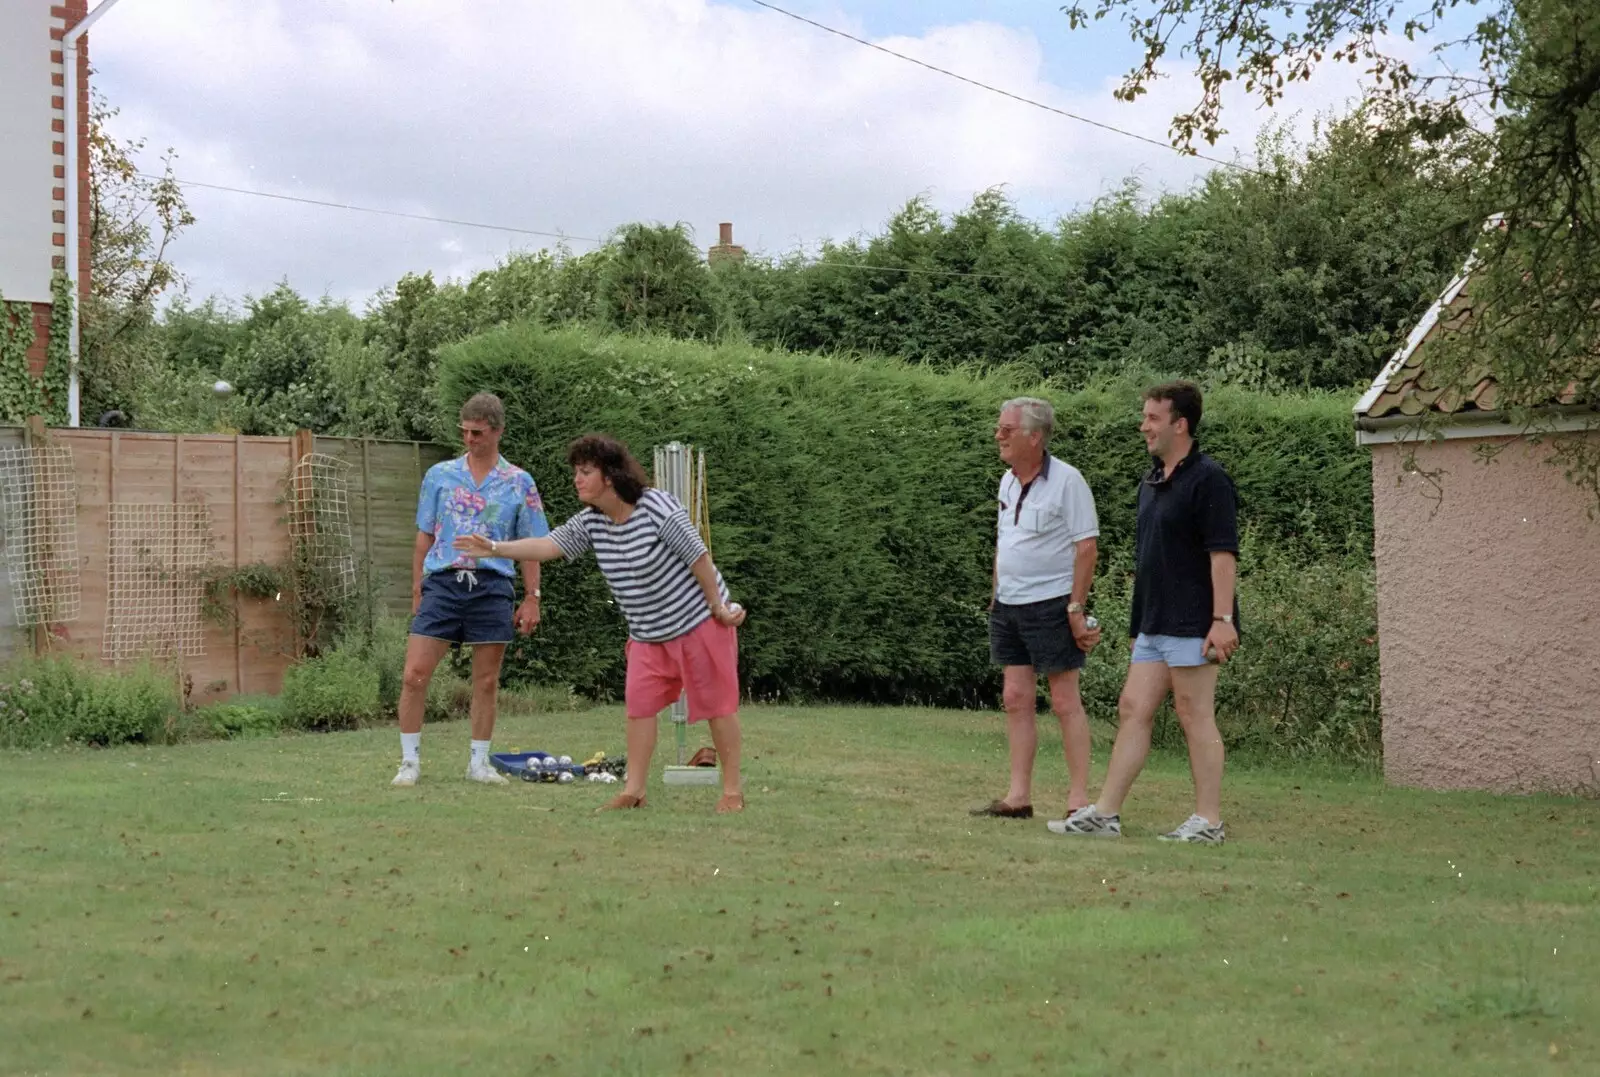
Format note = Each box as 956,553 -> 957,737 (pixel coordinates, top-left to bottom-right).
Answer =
489,539 -> 499,554
1213,614 -> 1234,624
529,588 -> 541,599
1067,602 -> 1086,614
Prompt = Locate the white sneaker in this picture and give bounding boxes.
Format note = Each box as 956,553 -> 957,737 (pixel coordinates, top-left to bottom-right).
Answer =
466,760 -> 509,785
1046,804 -> 1122,837
1159,813 -> 1226,844
392,760 -> 420,787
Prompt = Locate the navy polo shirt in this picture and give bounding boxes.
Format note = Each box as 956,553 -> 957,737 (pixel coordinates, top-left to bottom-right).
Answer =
1128,443 -> 1241,639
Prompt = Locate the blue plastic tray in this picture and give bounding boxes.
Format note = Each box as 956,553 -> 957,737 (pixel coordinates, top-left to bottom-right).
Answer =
489,751 -> 586,779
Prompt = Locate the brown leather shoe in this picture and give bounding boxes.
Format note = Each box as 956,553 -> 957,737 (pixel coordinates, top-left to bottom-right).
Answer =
687,747 -> 718,768
715,792 -> 744,813
969,799 -> 1034,819
599,793 -> 646,811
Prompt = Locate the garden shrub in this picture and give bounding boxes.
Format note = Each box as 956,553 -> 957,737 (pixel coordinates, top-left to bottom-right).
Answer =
0,657 -> 182,748
333,614 -> 474,723
280,650 -> 380,731
336,614 -> 412,714
192,695 -> 286,740
1080,534 -> 1380,764
425,672 -> 473,723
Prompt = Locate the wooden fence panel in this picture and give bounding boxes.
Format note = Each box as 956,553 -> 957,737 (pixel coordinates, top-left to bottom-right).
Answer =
313,437 -> 453,616
0,426 -> 452,702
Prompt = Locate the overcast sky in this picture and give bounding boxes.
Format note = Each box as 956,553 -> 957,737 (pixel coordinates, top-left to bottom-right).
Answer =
88,0 -> 1438,309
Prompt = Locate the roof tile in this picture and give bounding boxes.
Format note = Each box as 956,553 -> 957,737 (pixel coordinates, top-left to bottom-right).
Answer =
1356,269 -> 1574,419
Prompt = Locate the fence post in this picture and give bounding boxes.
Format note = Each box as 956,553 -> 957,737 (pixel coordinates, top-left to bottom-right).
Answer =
361,438 -> 375,637
233,434 -> 244,695
289,430 -> 315,656
22,416 -> 46,655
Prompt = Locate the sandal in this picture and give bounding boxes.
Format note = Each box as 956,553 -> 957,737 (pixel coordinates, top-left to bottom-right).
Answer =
715,792 -> 745,814
599,792 -> 646,811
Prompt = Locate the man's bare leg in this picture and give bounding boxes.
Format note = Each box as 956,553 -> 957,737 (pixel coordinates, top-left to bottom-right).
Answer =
398,635 -> 452,735
392,634 -> 451,784
1046,668 -> 1092,813
468,643 -> 507,741
1170,663 -> 1224,825
1001,664 -> 1040,807
1092,661 -> 1172,817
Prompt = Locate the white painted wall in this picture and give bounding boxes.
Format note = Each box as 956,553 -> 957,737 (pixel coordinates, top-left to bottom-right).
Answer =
0,0 -> 56,304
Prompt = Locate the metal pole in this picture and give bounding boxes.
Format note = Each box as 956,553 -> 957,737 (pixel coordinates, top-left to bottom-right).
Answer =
654,442 -> 696,765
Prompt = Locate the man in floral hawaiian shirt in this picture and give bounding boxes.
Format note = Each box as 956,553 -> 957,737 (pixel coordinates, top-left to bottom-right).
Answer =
391,392 -> 548,788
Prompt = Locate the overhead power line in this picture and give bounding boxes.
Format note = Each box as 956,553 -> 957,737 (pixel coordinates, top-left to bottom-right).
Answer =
141,174 -> 603,245
137,172 -> 1061,284
744,0 -> 1262,176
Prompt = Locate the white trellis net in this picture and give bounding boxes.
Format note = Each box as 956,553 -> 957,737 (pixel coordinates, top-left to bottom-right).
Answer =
103,503 -> 213,662
289,453 -> 357,603
0,444 -> 81,627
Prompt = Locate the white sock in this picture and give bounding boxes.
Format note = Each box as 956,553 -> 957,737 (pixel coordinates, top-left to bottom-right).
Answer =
401,732 -> 421,763
470,739 -> 491,768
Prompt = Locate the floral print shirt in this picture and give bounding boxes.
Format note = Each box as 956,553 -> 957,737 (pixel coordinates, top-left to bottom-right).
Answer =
416,455 -> 549,578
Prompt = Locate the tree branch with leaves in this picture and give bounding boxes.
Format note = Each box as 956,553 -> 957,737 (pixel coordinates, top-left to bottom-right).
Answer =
1065,0 -> 1599,500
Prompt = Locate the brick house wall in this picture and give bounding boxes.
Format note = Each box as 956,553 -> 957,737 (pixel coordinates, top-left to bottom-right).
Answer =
16,0 -> 90,377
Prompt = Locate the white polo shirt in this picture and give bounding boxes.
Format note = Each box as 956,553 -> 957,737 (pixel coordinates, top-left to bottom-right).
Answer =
994,455 -> 1099,605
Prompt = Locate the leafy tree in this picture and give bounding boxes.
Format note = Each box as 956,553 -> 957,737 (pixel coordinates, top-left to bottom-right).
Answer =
706,108 -> 1473,392
223,284 -> 360,435
1062,0 -> 1600,493
79,92 -> 194,421
595,222 -> 715,338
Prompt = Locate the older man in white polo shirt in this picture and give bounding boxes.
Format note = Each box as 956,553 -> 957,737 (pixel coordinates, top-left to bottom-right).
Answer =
972,396 -> 1102,821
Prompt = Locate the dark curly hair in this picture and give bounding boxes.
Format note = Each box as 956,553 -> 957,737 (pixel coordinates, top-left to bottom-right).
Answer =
567,434 -> 651,505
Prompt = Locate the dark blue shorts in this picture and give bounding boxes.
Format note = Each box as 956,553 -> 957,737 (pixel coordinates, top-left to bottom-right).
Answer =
410,570 -> 516,646
989,597 -> 1086,675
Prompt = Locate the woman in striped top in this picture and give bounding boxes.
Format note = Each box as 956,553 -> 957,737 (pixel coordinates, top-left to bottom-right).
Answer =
454,434 -> 748,813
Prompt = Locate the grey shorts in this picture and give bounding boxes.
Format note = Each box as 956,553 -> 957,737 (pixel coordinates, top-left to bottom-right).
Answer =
989,597 -> 1085,675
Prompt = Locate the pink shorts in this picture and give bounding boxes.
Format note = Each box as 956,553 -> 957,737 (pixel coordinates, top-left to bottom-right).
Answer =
625,617 -> 740,722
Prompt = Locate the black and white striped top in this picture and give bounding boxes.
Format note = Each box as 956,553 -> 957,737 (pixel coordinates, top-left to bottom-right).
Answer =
548,489 -> 728,642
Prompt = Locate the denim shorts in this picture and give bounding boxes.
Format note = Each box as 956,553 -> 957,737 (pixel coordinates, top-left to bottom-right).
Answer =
1130,633 -> 1210,668
410,570 -> 515,645
989,597 -> 1086,675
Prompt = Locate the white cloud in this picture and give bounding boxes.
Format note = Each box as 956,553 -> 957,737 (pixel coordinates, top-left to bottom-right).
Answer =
89,0 -> 1395,305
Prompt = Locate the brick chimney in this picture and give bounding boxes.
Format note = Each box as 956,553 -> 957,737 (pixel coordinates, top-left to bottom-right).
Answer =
707,221 -> 746,266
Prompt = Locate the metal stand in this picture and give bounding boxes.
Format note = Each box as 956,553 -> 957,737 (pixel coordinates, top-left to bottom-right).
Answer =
654,442 -> 720,787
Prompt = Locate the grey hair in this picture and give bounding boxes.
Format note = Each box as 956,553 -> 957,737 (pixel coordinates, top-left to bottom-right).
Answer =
1000,396 -> 1054,443
460,391 -> 506,430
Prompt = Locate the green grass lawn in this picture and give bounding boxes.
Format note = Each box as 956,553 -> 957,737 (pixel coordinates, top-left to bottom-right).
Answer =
2,703 -> 1596,1076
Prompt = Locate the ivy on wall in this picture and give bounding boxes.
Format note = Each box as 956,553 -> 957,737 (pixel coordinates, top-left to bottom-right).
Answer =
0,275 -> 73,426
0,295 -> 45,425
44,275 -> 72,426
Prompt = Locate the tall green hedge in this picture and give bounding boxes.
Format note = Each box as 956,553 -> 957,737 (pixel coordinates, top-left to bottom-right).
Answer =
438,325 -> 1373,723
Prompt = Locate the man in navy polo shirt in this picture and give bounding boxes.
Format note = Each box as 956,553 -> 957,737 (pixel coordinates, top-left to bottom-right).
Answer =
391,392 -> 548,788
972,396 -> 1103,821
1051,381 -> 1239,843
